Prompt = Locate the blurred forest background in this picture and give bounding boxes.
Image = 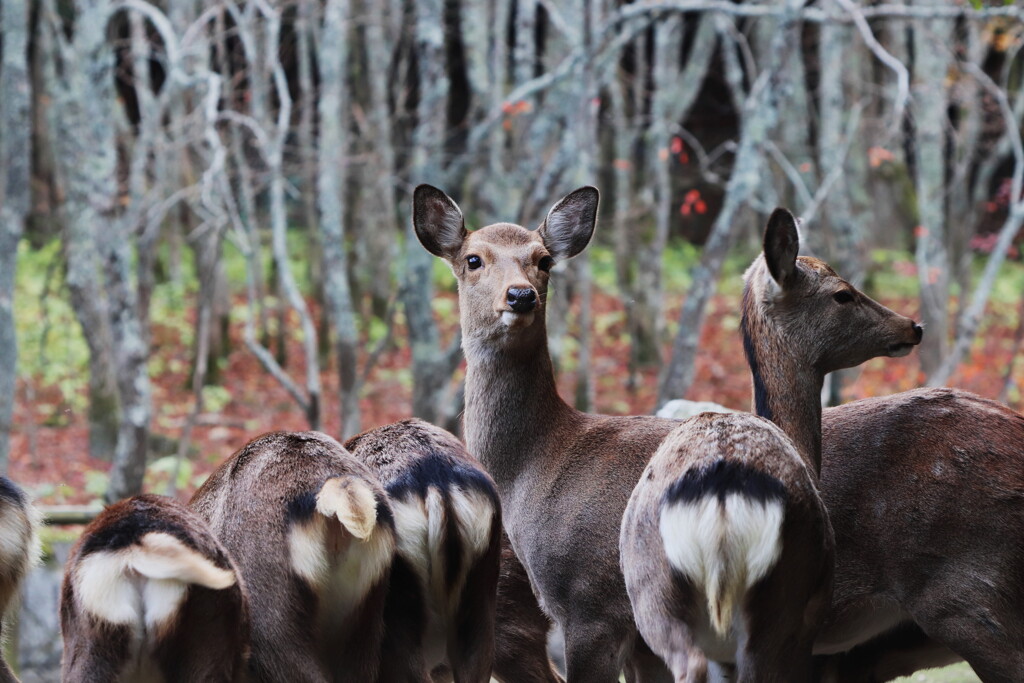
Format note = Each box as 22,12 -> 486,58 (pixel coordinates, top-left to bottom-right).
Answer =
0,0 -> 1023,508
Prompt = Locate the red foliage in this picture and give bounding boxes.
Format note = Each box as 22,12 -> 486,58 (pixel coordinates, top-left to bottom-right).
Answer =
8,289 -> 1022,506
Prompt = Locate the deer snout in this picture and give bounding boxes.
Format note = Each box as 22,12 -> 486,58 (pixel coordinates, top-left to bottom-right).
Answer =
912,322 -> 924,343
507,287 -> 537,313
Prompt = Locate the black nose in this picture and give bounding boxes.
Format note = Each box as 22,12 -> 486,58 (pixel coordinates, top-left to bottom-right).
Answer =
507,287 -> 537,313
912,322 -> 924,342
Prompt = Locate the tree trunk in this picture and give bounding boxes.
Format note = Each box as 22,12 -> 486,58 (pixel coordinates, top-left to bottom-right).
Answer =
51,0 -> 122,462
658,5 -> 802,407
318,0 -> 362,438
0,0 -> 32,472
911,1 -> 952,379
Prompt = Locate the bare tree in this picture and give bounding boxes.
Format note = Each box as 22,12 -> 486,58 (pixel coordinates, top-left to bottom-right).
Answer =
0,0 -> 32,472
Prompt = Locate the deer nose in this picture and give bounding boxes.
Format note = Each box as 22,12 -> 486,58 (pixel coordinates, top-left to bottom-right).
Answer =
912,322 -> 924,343
507,287 -> 537,313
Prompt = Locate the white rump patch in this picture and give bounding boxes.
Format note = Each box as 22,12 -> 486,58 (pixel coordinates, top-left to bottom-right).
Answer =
449,487 -> 495,562
290,478 -> 395,617
75,532 -> 233,629
660,493 -> 784,637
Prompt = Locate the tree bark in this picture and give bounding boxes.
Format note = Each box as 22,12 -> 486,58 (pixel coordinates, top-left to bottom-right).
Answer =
911,0 -> 952,379
658,4 -> 802,406
50,0 -> 123,462
0,0 -> 32,471
318,0 -> 362,438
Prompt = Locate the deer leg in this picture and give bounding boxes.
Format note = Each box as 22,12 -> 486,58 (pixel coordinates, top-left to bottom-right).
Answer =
561,623 -> 627,683
911,609 -> 1024,683
736,638 -> 814,683
623,634 -> 675,683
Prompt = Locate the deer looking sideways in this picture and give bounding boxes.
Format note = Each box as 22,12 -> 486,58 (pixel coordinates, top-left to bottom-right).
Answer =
412,186 -> 910,681
621,209 -> 923,682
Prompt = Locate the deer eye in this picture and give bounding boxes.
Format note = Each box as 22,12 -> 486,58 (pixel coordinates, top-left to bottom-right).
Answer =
538,256 -> 554,272
833,290 -> 854,304
467,255 -> 483,270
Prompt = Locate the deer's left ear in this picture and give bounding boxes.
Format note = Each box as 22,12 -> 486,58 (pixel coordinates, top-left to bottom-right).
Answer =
763,208 -> 800,287
537,187 -> 599,262
413,185 -> 467,260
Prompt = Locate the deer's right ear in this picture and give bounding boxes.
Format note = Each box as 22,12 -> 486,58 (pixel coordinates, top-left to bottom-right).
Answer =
763,208 -> 800,287
538,186 -> 599,261
413,185 -> 466,259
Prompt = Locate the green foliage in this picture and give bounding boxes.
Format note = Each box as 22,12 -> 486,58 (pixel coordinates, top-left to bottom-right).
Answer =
202,385 -> 233,413
83,469 -> 109,502
146,454 -> 193,491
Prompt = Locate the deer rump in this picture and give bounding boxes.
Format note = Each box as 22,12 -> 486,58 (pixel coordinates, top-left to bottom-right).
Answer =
189,431 -> 397,683
60,495 -> 248,683
622,414 -> 832,678
346,420 -> 502,682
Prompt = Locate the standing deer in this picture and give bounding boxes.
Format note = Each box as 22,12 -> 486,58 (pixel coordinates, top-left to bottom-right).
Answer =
0,477 -> 40,683
190,431 -> 396,683
620,209 -> 923,681
493,534 -> 564,683
810,387 -> 1024,681
60,494 -> 249,682
414,184 -> 689,681
344,418 -> 501,682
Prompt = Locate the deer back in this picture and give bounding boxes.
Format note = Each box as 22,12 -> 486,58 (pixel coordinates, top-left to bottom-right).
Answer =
190,431 -> 396,683
60,494 -> 248,683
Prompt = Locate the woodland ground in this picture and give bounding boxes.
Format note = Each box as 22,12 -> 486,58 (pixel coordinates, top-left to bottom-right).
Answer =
10,237 -> 1021,681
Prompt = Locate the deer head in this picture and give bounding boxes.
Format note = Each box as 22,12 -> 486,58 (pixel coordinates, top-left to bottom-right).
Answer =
413,184 -> 599,354
743,208 -> 923,377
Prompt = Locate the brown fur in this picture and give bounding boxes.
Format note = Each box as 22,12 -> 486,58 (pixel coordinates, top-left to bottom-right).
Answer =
492,535 -> 563,683
623,209 -> 921,682
189,431 -> 396,683
60,494 -> 249,682
0,477 -> 40,683
813,389 -> 1024,681
415,185 -> 680,682
345,419 -> 501,683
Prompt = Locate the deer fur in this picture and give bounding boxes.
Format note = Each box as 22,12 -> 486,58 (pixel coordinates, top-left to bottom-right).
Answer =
414,184 -> 682,682
621,209 -> 922,681
809,389 -> 1024,681
189,431 -> 396,683
344,418 -> 501,682
0,477 -> 40,683
60,494 -> 248,682
492,534 -> 564,683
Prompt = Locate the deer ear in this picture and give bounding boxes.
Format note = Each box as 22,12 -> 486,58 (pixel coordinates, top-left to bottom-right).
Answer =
538,186 -> 599,261
763,208 -> 800,287
413,185 -> 467,259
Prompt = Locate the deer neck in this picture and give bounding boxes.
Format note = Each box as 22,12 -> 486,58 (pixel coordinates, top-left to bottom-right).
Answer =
742,299 -> 824,476
462,319 -> 574,488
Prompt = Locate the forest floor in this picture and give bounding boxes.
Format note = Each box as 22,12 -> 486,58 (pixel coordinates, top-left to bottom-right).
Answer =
8,242 -> 1024,507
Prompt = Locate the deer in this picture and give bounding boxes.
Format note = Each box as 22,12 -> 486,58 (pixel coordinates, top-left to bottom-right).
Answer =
189,430 -> 396,683
805,386 -> 1024,682
0,476 -> 41,683
620,208 -> 923,681
492,533 -> 564,683
414,183 -> 710,681
60,494 -> 249,682
344,418 -> 501,682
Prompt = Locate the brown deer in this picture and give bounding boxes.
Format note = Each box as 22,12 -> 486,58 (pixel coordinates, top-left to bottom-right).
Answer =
808,387 -> 1024,681
0,476 -> 40,683
620,209 -> 923,681
60,494 -> 249,682
189,431 -> 396,683
344,418 -> 501,682
414,183 -> 701,681
492,534 -> 564,683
